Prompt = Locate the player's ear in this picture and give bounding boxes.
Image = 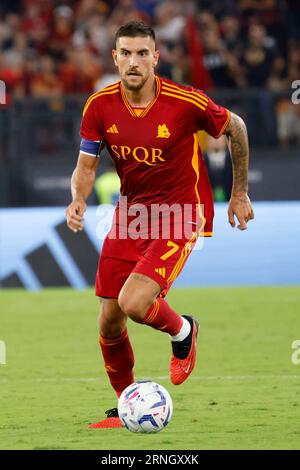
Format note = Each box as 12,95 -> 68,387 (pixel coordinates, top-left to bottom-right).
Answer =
153,50 -> 160,69
112,49 -> 118,67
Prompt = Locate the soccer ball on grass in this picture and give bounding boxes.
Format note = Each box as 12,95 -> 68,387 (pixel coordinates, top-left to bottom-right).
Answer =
118,381 -> 173,433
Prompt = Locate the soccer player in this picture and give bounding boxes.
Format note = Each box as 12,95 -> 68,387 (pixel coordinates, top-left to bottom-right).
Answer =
66,21 -> 254,428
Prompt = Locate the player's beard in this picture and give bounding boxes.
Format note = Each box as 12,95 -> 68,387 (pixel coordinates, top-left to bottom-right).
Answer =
122,73 -> 148,91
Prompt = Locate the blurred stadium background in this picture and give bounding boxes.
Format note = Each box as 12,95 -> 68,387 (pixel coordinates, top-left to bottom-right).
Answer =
0,0 -> 300,451
0,0 -> 299,288
0,0 -> 300,289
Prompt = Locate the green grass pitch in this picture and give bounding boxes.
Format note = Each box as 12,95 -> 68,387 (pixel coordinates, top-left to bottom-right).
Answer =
0,287 -> 300,450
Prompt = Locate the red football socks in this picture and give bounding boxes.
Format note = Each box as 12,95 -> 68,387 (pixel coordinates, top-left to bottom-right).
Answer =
143,298 -> 183,336
99,329 -> 134,397
99,302 -> 182,396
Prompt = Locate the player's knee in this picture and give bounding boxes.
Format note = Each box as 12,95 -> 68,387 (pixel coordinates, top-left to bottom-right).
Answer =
118,295 -> 146,323
98,310 -> 126,337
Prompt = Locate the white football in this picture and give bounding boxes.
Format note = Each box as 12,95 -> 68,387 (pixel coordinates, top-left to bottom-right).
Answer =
118,381 -> 173,433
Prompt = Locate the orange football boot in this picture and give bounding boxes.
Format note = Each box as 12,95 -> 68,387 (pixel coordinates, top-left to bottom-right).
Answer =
170,315 -> 199,385
88,408 -> 124,429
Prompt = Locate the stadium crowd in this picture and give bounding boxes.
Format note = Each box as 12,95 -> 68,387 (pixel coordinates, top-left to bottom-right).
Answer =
0,0 -> 299,148
0,0 -> 299,97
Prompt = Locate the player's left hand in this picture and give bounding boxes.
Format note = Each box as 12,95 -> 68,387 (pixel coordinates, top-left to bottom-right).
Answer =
227,193 -> 254,230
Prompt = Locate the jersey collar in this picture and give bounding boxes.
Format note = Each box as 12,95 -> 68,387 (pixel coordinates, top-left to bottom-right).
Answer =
120,76 -> 161,118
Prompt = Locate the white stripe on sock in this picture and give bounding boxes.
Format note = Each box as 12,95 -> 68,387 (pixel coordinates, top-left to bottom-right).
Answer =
170,317 -> 191,342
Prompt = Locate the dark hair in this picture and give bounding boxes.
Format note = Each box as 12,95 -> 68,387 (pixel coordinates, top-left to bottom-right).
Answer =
115,21 -> 155,43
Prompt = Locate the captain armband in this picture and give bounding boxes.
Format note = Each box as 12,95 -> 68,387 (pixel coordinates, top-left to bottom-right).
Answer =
80,138 -> 104,157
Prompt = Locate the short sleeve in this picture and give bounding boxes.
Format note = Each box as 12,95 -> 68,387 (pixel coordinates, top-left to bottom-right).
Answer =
80,97 -> 103,141
195,92 -> 231,138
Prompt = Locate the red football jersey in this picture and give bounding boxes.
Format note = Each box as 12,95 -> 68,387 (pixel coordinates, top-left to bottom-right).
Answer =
80,76 -> 230,235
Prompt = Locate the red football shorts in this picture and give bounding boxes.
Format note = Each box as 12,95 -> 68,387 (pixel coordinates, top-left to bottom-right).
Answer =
95,205 -> 204,298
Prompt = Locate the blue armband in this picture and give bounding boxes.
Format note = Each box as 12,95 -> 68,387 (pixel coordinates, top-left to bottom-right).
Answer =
80,138 -> 102,157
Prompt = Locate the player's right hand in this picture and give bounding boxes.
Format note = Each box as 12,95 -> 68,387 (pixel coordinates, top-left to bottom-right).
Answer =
66,199 -> 86,233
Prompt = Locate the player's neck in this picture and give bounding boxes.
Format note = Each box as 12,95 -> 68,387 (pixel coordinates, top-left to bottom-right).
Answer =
122,76 -> 156,108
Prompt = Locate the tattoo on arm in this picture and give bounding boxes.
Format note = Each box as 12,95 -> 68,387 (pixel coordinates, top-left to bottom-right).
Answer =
224,112 -> 249,195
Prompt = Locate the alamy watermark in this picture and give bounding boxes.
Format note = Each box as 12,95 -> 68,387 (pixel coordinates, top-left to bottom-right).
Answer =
291,80 -> 300,105
0,80 -> 6,104
0,340 -> 6,365
291,340 -> 300,365
95,196 -> 208,251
